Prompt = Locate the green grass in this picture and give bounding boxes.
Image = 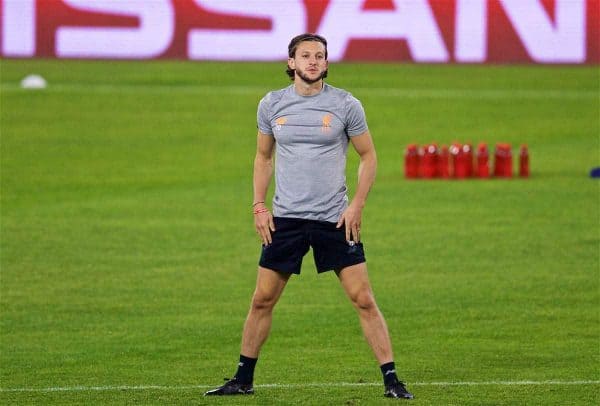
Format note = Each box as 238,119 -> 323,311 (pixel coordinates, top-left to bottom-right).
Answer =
1,59 -> 598,405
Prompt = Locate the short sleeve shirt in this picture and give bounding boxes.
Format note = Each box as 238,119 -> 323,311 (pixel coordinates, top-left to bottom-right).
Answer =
257,83 -> 368,222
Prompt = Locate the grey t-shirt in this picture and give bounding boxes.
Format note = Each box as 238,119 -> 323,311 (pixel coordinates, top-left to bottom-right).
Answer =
257,83 -> 369,222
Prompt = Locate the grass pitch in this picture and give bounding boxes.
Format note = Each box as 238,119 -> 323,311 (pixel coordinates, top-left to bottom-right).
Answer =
1,59 -> 598,405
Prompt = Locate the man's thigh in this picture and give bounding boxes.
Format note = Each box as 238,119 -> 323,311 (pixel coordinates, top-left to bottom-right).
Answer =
335,262 -> 373,299
253,266 -> 292,301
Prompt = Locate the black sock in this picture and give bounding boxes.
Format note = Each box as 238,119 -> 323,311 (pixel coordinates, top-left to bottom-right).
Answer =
234,354 -> 257,384
380,361 -> 399,386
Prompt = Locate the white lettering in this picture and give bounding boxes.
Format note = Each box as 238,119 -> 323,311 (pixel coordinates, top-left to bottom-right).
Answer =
317,0 -> 448,62
2,0 -> 36,57
188,0 -> 306,60
499,0 -> 586,63
56,0 -> 174,59
455,0 -> 487,62
1,0 -> 591,64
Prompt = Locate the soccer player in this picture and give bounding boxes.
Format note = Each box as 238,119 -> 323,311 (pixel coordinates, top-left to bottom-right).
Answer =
204,33 -> 413,400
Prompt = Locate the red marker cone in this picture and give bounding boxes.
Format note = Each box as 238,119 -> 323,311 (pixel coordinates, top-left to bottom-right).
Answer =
438,145 -> 450,179
421,143 -> 438,178
494,143 -> 512,178
519,144 -> 529,177
452,143 -> 469,179
463,143 -> 474,177
404,144 -> 419,179
476,143 -> 489,178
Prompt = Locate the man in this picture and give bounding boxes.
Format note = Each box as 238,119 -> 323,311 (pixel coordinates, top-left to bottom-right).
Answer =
205,33 -> 413,400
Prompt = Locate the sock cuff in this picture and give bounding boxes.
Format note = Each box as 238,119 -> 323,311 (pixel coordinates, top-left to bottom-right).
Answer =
239,354 -> 258,366
380,361 -> 398,385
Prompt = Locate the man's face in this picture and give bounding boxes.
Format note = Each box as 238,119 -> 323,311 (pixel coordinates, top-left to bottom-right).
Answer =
288,41 -> 328,84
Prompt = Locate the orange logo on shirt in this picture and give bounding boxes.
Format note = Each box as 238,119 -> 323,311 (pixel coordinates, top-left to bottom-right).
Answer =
322,114 -> 332,132
275,117 -> 287,131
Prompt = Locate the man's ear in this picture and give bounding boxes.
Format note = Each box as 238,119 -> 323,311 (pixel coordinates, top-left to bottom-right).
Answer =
288,57 -> 295,70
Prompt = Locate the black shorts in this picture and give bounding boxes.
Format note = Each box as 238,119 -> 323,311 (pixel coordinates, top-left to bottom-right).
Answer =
259,217 -> 366,275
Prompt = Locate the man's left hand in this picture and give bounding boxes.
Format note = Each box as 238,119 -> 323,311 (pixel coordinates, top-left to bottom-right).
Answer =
336,204 -> 362,243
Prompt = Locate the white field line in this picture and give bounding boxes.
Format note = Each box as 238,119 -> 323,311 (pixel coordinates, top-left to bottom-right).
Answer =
1,83 -> 596,100
1,380 -> 599,393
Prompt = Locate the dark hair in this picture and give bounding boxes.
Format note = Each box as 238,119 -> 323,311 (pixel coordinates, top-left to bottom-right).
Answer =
286,33 -> 328,80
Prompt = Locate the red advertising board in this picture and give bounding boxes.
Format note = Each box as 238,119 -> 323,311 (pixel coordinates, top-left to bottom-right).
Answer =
1,0 -> 598,63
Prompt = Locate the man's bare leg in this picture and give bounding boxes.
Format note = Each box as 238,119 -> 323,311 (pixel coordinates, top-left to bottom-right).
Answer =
205,267 -> 290,396
337,263 -> 393,364
241,266 -> 291,357
337,263 -> 413,399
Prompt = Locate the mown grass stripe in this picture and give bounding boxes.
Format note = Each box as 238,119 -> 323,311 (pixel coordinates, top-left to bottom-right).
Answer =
1,83 -> 595,99
2,380 -> 599,393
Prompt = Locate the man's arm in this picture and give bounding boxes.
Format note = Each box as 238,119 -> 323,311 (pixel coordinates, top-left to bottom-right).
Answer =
253,131 -> 276,245
336,130 -> 377,243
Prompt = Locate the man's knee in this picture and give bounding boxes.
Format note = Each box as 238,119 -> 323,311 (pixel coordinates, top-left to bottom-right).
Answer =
350,288 -> 378,313
250,290 -> 278,312
250,267 -> 289,313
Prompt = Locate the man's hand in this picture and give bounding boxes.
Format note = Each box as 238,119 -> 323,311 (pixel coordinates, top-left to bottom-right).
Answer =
336,204 -> 362,243
254,204 -> 275,245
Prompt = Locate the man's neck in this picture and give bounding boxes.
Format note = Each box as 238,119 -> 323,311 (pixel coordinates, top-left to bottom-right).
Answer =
294,80 -> 324,96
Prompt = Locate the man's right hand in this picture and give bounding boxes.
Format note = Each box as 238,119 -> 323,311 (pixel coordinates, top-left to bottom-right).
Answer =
254,204 -> 275,245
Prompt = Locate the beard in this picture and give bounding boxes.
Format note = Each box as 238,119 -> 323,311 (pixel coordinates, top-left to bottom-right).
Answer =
295,68 -> 328,84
